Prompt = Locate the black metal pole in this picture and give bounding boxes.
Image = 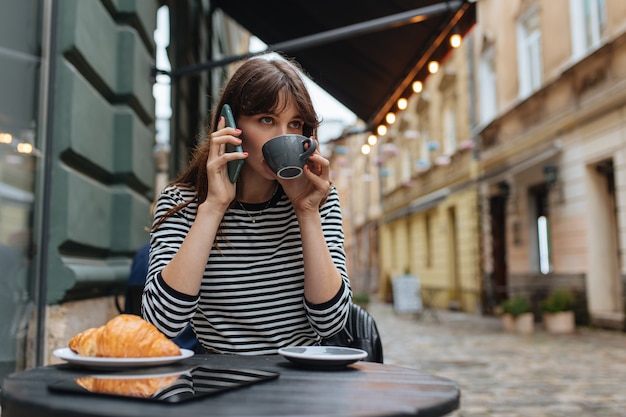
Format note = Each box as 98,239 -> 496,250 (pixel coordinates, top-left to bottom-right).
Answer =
162,1 -> 461,78
34,0 -> 58,367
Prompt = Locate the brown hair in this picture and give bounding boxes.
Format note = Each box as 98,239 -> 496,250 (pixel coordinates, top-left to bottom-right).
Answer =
154,57 -> 320,229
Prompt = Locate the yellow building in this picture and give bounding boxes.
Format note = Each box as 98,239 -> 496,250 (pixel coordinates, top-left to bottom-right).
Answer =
374,37 -> 483,313
326,124 -> 382,300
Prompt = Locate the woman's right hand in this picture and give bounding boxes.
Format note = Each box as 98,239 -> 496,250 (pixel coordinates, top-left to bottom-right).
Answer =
202,116 -> 246,211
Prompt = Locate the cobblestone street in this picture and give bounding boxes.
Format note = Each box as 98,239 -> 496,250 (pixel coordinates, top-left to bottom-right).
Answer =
367,301 -> 626,417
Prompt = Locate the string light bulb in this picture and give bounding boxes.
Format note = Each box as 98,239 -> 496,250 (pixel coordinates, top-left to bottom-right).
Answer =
361,144 -> 371,155
0,133 -> 13,144
386,112 -> 396,124
412,81 -> 423,93
450,33 -> 462,48
16,142 -> 33,154
428,61 -> 439,74
377,124 -> 387,136
367,134 -> 377,146
397,98 -> 408,110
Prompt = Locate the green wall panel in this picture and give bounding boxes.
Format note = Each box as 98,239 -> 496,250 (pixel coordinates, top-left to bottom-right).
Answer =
110,187 -> 152,252
117,28 -> 155,120
57,0 -> 118,93
57,0 -> 155,121
56,62 -> 154,187
45,167 -> 109,304
46,1 -> 159,303
110,0 -> 158,51
55,63 -> 115,172
46,167 -> 150,303
66,169 -> 111,249
114,108 -> 155,187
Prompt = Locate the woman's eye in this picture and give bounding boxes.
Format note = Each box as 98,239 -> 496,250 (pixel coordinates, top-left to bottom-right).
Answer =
289,120 -> 303,129
260,116 -> 273,125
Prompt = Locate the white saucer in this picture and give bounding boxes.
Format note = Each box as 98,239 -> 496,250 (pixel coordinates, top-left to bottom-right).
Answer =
277,346 -> 368,368
53,347 -> 194,369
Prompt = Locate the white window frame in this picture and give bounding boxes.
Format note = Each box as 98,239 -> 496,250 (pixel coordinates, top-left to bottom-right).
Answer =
401,149 -> 412,183
478,44 -> 497,124
528,186 -> 553,274
414,104 -> 431,170
419,123 -> 430,165
442,100 -> 457,155
516,7 -> 543,98
569,0 -> 606,60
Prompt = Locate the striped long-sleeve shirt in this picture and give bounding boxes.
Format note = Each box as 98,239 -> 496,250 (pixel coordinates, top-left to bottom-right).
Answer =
142,184 -> 351,355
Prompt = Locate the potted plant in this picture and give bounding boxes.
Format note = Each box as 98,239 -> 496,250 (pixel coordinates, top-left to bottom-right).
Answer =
500,296 -> 534,334
352,292 -> 370,310
540,289 -> 576,334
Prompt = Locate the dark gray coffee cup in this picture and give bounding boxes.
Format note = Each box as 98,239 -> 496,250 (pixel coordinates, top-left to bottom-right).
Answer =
262,134 -> 317,179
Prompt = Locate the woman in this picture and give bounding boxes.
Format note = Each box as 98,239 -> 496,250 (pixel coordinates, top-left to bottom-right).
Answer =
142,57 -> 351,355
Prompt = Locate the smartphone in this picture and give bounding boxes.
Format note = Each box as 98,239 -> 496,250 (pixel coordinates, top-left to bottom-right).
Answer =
220,104 -> 244,183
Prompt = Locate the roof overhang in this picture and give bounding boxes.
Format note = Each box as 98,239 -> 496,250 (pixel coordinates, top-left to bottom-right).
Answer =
175,0 -> 476,132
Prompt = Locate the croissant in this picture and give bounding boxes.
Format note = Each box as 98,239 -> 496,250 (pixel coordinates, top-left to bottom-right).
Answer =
69,314 -> 181,358
76,374 -> 180,398
67,327 -> 100,357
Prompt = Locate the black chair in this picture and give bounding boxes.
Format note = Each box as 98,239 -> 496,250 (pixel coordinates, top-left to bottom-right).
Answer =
322,303 -> 384,363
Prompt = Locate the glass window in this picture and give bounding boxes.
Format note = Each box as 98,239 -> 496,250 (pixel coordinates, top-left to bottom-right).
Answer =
478,44 -> 497,124
516,7 -> 543,98
537,215 -> 551,274
529,185 -> 552,274
443,100 -> 457,155
401,150 -> 412,183
569,0 -> 607,59
0,144 -> 36,376
0,1 -> 42,380
417,110 -> 431,169
425,212 -> 433,268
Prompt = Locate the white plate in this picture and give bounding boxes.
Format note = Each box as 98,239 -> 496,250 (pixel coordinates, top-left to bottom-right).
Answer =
53,347 -> 194,369
277,346 -> 368,368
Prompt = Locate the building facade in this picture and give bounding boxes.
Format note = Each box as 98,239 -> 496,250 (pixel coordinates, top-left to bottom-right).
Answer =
333,0 -> 625,329
380,36 -> 482,313
326,123 -> 383,302
474,0 -> 625,328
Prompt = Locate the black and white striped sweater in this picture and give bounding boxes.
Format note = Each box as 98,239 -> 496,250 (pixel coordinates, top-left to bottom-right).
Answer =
142,184 -> 351,355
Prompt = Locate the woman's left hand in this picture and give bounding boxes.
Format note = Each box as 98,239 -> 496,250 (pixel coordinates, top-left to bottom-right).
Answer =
271,143 -> 331,216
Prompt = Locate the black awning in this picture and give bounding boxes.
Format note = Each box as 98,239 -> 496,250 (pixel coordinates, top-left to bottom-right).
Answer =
207,0 -> 475,131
